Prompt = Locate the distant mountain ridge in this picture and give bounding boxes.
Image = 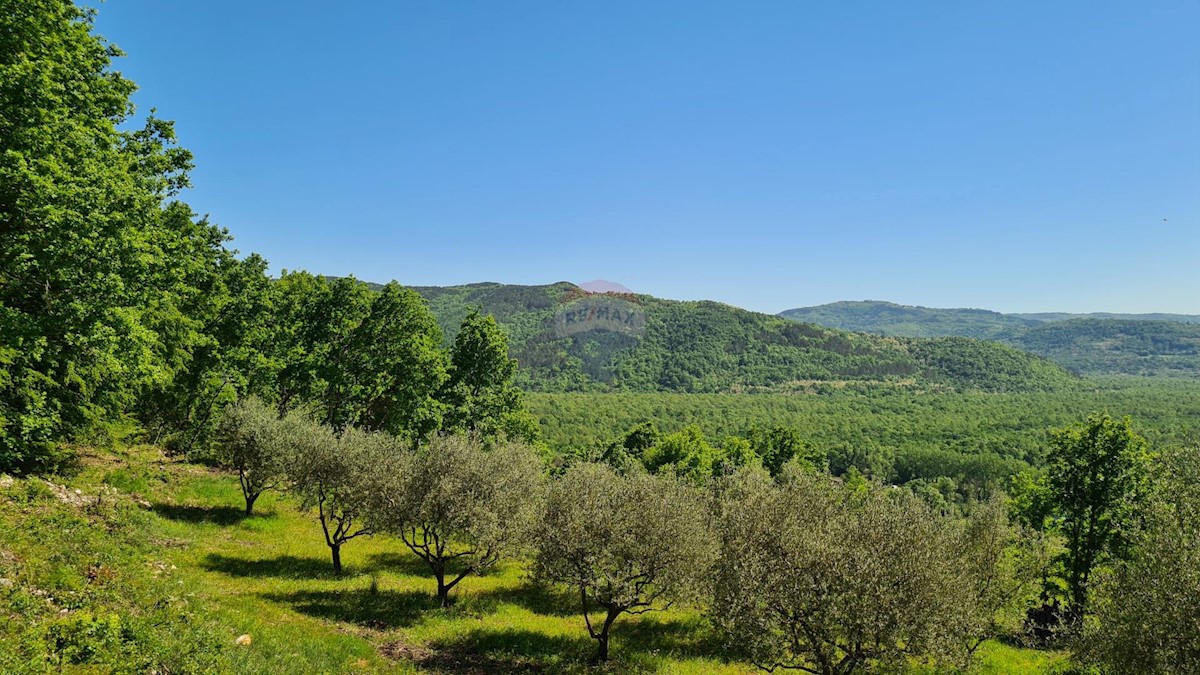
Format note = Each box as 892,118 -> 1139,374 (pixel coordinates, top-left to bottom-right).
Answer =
366,282 -> 1076,394
779,301 -> 1200,378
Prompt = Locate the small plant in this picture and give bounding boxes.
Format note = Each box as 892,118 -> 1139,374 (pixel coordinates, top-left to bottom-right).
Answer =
45,612 -> 123,667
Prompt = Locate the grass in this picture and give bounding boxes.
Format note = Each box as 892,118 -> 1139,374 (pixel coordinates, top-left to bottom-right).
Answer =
0,444 -> 1070,673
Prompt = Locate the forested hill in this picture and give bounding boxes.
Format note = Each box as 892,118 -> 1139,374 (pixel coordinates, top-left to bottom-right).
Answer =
779,301 -> 1200,377
374,283 -> 1076,393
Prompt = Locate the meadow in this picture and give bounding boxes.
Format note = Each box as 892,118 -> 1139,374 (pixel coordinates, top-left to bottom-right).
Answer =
0,443 -> 1068,674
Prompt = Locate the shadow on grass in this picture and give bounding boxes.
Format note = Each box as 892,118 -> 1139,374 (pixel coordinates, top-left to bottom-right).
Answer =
362,551 -> 434,577
151,503 -> 248,525
425,627 -> 588,673
614,614 -> 727,660
468,581 -> 581,618
419,611 -> 728,672
262,587 -> 435,630
200,553 -> 339,579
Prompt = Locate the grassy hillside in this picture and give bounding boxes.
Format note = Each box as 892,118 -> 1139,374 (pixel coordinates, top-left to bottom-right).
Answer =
0,445 -> 1067,674
780,301 -> 1200,377
380,283 -> 1075,393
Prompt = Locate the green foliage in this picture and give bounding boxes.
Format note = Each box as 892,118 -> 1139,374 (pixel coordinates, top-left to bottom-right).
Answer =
957,494 -> 1055,654
530,381 -> 1200,506
781,302 -> 1200,378
641,425 -> 719,483
286,421 -> 406,574
215,397 -> 292,515
0,0 -> 229,471
1082,447 -> 1200,674
712,466 -> 977,674
745,425 -> 822,475
403,283 -> 1077,394
440,309 -> 538,442
377,434 -> 545,606
534,463 -> 716,662
329,282 -> 447,441
1045,413 -> 1150,621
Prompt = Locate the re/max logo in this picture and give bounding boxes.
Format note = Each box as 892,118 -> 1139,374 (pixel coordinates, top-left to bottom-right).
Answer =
553,298 -> 646,338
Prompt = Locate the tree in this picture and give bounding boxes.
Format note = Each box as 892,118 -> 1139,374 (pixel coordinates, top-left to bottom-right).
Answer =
956,493 -> 1052,655
215,397 -> 292,515
439,309 -> 536,442
640,424 -> 718,483
746,425 -> 823,475
333,282 -> 447,442
1,1 -> 224,472
712,435 -> 759,476
1082,447 -> 1200,674
288,422 -> 405,574
377,435 -> 544,606
534,463 -> 715,663
1045,413 -> 1150,622
712,466 -> 975,675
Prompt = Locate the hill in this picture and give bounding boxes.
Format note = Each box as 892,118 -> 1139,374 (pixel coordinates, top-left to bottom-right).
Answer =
379,283 -> 1075,393
779,301 -> 1200,377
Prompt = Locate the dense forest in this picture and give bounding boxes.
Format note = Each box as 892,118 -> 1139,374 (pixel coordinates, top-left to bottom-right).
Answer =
2,3 -> 1199,674
389,282 -> 1078,393
781,300 -> 1200,377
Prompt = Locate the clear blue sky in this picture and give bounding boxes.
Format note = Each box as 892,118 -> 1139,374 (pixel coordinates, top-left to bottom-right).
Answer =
90,0 -> 1199,314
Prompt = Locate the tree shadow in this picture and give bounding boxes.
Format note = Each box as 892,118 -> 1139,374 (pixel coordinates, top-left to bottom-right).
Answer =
468,581 -> 580,618
362,551 -> 434,577
200,553 -> 338,579
614,614 -> 727,660
151,503 -> 247,525
419,611 -> 728,672
424,627 -> 588,673
261,587 -> 436,630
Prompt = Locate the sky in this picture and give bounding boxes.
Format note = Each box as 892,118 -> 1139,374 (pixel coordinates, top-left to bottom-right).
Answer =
89,0 -> 1199,315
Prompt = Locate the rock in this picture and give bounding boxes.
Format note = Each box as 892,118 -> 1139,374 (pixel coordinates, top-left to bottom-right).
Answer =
42,480 -> 89,507
0,578 -> 13,589
235,634 -> 252,646
0,474 -> 14,489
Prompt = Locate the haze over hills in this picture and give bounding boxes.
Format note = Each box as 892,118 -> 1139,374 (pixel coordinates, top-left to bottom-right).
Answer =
363,282 -> 1077,393
780,300 -> 1200,378
577,279 -> 636,294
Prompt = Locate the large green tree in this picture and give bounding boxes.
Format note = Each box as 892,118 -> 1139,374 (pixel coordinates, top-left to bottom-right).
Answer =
1046,413 -> 1150,622
0,0 -> 227,471
1083,447 -> 1200,674
331,282 -> 447,442
439,309 -> 536,442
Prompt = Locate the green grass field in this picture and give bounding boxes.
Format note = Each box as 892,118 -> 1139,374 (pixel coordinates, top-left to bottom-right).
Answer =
0,445 -> 1069,673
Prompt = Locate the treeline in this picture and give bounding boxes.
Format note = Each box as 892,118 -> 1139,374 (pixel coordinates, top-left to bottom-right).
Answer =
780,302 -> 1200,378
528,382 -> 1200,508
402,282 -> 1080,393
217,402 -> 1199,672
0,2 -> 538,474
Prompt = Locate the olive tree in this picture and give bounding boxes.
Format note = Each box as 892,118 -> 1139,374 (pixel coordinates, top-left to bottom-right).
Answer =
288,422 -> 408,574
215,397 -> 295,516
1082,448 -> 1200,674
956,493 -> 1054,655
377,435 -> 544,606
534,463 -> 715,663
712,465 -> 975,675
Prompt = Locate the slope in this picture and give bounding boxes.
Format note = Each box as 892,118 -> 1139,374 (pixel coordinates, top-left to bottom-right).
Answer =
779,301 -> 1200,378
385,283 -> 1075,393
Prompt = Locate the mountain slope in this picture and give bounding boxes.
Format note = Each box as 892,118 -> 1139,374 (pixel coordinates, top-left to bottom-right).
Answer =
779,301 -> 1200,377
393,283 -> 1075,393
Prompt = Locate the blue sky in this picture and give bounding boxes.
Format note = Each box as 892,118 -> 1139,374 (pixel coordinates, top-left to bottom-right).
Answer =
91,1 -> 1198,314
